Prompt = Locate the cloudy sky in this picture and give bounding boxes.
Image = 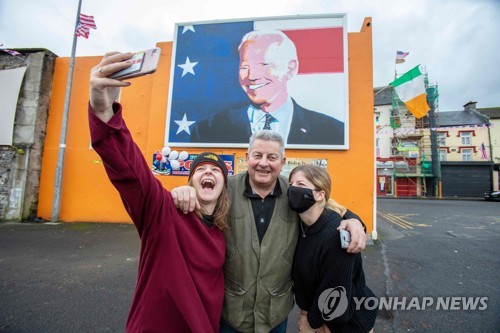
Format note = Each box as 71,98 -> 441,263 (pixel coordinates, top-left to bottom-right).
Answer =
1,0 -> 498,111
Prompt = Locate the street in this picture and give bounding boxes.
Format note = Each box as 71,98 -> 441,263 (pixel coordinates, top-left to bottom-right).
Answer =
374,198 -> 500,332
0,199 -> 499,332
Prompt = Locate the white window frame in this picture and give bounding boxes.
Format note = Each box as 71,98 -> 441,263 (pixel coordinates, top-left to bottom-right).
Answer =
438,149 -> 447,161
437,132 -> 446,146
461,132 -> 472,145
462,148 -> 473,161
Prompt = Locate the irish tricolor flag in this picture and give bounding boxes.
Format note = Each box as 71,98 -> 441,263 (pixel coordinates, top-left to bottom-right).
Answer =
390,65 -> 430,119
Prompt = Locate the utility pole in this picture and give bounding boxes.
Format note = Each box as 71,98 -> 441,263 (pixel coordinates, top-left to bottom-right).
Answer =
51,0 -> 83,222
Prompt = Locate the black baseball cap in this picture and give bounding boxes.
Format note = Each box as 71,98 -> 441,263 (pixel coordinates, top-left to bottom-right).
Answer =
188,152 -> 228,184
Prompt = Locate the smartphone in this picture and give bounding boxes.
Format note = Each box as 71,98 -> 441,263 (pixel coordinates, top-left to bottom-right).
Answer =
110,48 -> 161,80
340,229 -> 351,249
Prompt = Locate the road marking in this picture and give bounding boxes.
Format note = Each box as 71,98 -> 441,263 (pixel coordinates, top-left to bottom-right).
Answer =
377,212 -> 431,229
378,212 -> 413,229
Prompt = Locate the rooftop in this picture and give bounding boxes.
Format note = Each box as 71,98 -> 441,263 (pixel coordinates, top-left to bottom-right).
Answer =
477,107 -> 500,119
437,109 -> 489,127
374,86 -> 393,106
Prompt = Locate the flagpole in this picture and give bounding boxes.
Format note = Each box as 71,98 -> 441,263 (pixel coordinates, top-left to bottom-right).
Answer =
51,0 -> 83,223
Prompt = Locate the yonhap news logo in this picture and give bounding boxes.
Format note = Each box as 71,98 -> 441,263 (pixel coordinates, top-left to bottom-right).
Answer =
318,287 -> 489,321
318,286 -> 349,320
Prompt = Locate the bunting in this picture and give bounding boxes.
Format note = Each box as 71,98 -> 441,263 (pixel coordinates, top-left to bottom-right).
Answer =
1,49 -> 21,56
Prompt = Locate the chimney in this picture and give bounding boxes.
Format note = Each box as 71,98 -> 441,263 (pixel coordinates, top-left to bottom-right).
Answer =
463,101 -> 477,111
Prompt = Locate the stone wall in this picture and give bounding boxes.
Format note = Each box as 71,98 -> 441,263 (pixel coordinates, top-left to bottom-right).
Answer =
0,49 -> 57,221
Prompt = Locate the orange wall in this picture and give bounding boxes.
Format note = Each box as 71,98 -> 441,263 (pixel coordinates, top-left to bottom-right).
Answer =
38,18 -> 375,229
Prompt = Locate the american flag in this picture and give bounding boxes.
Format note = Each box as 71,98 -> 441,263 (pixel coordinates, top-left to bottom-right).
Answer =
396,50 -> 409,64
480,143 -> 488,159
76,13 -> 97,39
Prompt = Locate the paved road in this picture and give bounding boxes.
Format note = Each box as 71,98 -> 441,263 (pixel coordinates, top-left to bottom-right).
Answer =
1,199 -> 499,332
0,223 -> 138,332
375,198 -> 500,333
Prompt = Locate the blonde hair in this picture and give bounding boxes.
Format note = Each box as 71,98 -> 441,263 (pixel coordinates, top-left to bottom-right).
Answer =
288,165 -> 347,217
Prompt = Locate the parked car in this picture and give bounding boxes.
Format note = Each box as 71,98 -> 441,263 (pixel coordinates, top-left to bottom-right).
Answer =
484,190 -> 500,201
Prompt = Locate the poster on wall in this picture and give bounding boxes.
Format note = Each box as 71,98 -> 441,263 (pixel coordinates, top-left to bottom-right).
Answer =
235,156 -> 327,178
152,150 -> 234,176
165,14 -> 349,150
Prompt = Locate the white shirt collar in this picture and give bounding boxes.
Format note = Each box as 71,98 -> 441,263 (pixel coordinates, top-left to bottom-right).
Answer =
246,98 -> 293,141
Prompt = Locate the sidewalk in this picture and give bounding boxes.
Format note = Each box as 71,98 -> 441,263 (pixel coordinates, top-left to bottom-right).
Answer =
0,221 -> 394,332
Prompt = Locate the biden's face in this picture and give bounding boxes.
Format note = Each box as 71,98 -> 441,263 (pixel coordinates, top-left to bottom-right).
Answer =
238,37 -> 290,112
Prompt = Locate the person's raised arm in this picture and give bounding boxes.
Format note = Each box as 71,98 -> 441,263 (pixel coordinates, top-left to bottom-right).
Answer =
89,52 -> 165,235
90,52 -> 133,122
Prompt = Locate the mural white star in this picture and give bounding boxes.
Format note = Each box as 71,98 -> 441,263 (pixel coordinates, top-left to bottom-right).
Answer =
175,113 -> 196,135
182,25 -> 195,34
177,57 -> 198,77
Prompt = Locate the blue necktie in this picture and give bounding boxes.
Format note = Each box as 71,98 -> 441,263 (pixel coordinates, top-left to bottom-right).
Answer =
263,113 -> 274,130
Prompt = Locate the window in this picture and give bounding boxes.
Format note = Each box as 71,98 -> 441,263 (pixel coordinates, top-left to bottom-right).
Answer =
461,132 -> 472,145
437,133 -> 446,146
462,148 -> 473,161
438,149 -> 447,161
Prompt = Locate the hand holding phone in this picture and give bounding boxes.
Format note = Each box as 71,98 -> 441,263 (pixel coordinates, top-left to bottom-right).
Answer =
340,229 -> 351,249
110,48 -> 161,80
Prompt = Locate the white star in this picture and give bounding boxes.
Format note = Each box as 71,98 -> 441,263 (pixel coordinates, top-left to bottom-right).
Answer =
175,113 -> 196,135
177,57 -> 198,77
182,26 -> 195,34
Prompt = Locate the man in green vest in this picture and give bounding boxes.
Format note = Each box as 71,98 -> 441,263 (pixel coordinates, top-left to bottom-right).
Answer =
172,130 -> 366,332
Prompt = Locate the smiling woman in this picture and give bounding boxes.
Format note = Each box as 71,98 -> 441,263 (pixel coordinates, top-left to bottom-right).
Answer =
188,152 -> 230,230
87,52 -> 230,333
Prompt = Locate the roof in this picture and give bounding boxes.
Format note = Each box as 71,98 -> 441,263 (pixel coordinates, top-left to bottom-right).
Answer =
437,110 -> 490,127
373,86 -> 393,106
477,107 -> 500,119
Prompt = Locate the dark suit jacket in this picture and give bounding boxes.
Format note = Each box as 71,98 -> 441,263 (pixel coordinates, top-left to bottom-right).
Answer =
190,99 -> 345,145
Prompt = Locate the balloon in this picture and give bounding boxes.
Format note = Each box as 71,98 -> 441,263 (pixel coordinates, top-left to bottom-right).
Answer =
161,156 -> 167,164
170,160 -> 180,170
168,150 -> 179,160
155,152 -> 162,161
179,151 -> 189,160
161,146 -> 171,156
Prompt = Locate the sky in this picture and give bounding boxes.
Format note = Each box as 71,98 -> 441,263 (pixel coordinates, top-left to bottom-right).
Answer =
1,0 -> 499,111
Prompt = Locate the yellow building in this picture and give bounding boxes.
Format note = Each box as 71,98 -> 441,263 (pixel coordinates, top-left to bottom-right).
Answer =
476,104 -> 500,190
434,102 -> 491,163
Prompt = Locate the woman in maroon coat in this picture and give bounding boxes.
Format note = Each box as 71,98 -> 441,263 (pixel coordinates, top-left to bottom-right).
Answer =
89,51 -> 229,333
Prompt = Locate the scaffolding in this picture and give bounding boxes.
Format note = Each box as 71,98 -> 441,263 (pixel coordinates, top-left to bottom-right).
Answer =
387,74 -> 440,197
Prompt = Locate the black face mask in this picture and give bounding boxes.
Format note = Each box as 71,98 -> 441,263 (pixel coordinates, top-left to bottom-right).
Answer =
287,186 -> 316,213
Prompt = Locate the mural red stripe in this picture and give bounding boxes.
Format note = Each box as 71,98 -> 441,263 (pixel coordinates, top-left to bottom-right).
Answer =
283,27 -> 344,74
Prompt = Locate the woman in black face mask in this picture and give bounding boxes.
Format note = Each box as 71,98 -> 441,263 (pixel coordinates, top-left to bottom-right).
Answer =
288,165 -> 377,333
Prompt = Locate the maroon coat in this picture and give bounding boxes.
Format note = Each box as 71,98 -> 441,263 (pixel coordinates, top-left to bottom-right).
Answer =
89,103 -> 225,333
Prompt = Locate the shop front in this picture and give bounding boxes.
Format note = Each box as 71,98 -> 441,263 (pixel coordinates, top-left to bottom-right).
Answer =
377,161 -> 394,196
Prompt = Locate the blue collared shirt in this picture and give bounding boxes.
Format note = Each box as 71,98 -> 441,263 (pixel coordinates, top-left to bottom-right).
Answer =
247,97 -> 293,142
